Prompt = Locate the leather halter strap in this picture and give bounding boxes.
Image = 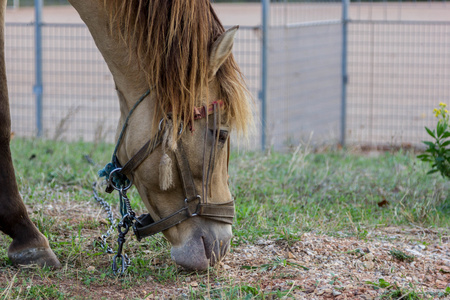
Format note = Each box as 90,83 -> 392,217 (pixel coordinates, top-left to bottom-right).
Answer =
133,139 -> 234,240
111,99 -> 233,240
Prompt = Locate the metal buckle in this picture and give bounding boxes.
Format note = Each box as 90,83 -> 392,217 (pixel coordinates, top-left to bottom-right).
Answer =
158,118 -> 183,135
108,168 -> 133,191
184,195 -> 201,217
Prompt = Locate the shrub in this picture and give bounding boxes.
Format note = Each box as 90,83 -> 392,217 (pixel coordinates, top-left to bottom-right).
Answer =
418,102 -> 450,179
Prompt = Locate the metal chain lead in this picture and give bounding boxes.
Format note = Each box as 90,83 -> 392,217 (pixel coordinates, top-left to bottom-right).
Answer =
113,189 -> 136,275
120,188 -> 136,219
92,181 -> 116,254
112,217 -> 132,275
92,182 -> 134,275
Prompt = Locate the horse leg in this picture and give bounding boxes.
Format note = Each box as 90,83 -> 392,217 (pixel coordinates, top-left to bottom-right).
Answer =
0,153 -> 61,268
0,0 -> 60,268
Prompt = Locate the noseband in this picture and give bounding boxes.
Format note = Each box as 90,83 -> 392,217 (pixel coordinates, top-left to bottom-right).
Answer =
99,89 -> 235,241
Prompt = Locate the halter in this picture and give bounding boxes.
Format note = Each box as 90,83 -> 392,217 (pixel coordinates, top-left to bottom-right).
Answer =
99,89 -> 235,241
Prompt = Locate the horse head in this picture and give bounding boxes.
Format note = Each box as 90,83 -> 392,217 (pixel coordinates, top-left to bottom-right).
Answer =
70,0 -> 252,270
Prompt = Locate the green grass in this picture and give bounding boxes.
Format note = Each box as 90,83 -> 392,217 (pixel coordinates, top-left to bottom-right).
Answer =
1,138 -> 449,299
230,148 -> 449,245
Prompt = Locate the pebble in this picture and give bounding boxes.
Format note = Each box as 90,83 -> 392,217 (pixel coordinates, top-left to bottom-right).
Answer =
436,279 -> 447,289
365,261 -> 375,270
413,244 -> 426,251
87,266 -> 95,272
333,290 -> 342,296
365,253 -> 374,261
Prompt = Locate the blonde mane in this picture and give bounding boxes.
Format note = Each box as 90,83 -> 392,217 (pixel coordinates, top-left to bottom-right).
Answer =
104,0 -> 253,138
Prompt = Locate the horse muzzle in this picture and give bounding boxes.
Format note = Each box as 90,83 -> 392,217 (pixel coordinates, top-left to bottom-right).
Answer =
170,221 -> 232,270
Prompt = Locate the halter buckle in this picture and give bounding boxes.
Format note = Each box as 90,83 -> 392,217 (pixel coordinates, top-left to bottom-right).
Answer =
184,195 -> 201,217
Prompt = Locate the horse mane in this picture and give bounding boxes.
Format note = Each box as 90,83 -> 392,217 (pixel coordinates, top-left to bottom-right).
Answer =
104,0 -> 253,138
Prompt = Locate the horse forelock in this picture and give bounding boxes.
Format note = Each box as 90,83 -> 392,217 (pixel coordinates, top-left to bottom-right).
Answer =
104,0 -> 253,139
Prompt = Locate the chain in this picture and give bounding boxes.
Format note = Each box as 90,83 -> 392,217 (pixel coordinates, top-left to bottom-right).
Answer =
119,188 -> 136,220
112,215 -> 133,275
113,189 -> 137,275
92,182 -> 116,254
92,180 -> 137,275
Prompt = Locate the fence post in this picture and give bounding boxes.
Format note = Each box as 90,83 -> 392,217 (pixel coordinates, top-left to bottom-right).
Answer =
340,0 -> 349,147
34,0 -> 43,137
261,0 -> 269,151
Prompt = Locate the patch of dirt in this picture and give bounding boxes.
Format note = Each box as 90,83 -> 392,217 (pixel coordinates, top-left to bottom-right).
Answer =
221,230 -> 450,299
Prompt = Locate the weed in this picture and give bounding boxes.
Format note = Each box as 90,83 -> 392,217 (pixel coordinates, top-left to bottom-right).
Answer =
367,280 -> 424,300
389,249 -> 415,262
275,227 -> 301,247
242,257 -> 309,273
366,278 -> 392,289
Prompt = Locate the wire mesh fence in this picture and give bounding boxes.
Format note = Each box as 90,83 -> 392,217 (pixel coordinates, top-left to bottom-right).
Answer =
266,21 -> 343,149
40,24 -> 117,141
5,22 -> 262,144
5,1 -> 450,150
346,1 -> 450,147
265,0 -> 343,150
269,0 -> 341,26
5,23 -> 35,137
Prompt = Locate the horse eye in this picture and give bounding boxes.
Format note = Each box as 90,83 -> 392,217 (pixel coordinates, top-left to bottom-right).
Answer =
218,130 -> 229,143
209,129 -> 228,144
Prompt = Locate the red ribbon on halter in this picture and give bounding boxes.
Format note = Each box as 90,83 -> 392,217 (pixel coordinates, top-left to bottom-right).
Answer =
193,100 -> 224,120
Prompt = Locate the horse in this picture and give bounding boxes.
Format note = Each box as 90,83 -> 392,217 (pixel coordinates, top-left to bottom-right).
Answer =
66,0 -> 253,270
0,0 -> 60,268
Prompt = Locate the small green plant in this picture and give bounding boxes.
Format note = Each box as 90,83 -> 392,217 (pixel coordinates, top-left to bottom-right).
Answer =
418,102 -> 450,179
366,278 -> 392,289
241,257 -> 309,272
367,280 -> 422,300
380,282 -> 422,300
389,249 -> 415,262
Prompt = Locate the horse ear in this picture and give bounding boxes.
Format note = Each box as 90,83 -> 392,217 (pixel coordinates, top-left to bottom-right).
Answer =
209,25 -> 239,80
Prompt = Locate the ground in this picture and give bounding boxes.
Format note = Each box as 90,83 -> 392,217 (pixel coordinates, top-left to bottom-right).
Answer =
0,139 -> 449,299
2,215 -> 449,299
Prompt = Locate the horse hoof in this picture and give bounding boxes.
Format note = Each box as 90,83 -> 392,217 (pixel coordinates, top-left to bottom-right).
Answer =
8,247 -> 61,269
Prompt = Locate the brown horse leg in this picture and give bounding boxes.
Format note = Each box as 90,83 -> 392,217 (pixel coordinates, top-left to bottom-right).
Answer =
0,149 -> 61,268
0,0 -> 60,268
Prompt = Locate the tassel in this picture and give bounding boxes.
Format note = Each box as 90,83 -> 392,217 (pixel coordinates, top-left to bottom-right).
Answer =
159,153 -> 174,190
